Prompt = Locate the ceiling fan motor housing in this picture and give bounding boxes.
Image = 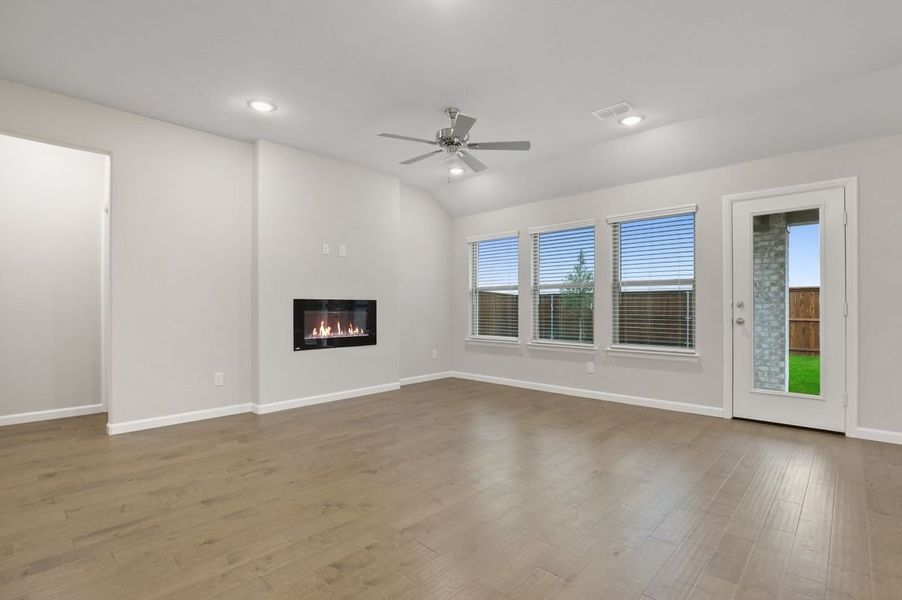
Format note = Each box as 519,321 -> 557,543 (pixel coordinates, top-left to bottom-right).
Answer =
378,106 -> 529,172
436,127 -> 465,152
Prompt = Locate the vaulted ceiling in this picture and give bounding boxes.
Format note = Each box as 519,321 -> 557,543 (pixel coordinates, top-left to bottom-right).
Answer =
2,0 -> 902,214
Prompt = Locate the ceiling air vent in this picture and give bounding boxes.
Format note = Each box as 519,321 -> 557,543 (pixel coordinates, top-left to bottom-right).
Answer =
591,102 -> 632,121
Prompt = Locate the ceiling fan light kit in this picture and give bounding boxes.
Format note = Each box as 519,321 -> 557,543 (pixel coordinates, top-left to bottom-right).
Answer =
378,107 -> 531,174
247,99 -> 277,112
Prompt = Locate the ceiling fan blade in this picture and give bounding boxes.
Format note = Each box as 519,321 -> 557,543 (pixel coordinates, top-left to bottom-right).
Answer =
457,150 -> 488,173
450,113 -> 477,139
399,150 -> 442,165
467,141 -> 531,151
378,132 -> 437,145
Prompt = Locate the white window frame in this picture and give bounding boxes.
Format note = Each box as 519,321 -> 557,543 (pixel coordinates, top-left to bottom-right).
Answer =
528,219 -> 597,349
607,204 -> 698,356
467,231 -> 520,344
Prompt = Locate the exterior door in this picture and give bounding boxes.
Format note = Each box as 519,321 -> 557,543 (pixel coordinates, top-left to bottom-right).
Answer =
731,186 -> 846,431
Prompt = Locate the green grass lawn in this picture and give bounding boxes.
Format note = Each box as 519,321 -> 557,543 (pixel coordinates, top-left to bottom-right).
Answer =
789,353 -> 820,395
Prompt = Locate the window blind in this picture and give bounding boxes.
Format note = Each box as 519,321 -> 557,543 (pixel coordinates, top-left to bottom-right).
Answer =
611,211 -> 695,350
531,225 -> 595,344
469,235 -> 519,338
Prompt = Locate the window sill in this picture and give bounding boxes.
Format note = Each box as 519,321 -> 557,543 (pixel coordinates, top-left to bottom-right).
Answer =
465,337 -> 520,347
605,346 -> 699,361
527,340 -> 597,353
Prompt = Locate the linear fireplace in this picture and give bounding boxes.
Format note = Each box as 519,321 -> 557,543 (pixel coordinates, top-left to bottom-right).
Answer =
293,299 -> 377,351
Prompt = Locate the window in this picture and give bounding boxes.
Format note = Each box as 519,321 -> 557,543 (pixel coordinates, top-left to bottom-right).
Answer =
469,234 -> 519,339
530,223 -> 595,345
610,207 -> 696,351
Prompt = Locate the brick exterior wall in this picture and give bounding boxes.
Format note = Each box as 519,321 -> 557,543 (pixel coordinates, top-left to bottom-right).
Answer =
753,213 -> 788,390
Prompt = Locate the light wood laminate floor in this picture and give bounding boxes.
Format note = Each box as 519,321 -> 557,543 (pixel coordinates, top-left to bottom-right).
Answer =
1,378 -> 901,599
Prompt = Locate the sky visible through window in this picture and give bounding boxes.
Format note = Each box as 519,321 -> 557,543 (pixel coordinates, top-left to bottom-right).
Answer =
475,237 -> 518,289
475,218 -> 817,290
619,214 -> 694,291
537,226 -> 595,287
788,223 -> 820,286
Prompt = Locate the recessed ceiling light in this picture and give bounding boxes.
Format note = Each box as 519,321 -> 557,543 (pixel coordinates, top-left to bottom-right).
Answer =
248,99 -> 277,113
619,114 -> 645,127
448,166 -> 465,176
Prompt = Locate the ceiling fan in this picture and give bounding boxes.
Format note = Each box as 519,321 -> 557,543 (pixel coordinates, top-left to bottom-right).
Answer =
378,107 -> 531,173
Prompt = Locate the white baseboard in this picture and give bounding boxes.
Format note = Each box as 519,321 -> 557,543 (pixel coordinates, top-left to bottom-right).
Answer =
849,426 -> 902,446
107,403 -> 252,435
449,371 -> 724,419
252,382 -> 400,415
107,382 -> 401,435
400,371 -> 453,386
0,403 -> 105,427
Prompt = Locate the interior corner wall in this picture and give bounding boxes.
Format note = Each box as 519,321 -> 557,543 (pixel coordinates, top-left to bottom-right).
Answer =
400,184 -> 452,379
255,141 -> 401,406
451,133 -> 902,436
0,133 -> 106,417
0,79 -> 255,426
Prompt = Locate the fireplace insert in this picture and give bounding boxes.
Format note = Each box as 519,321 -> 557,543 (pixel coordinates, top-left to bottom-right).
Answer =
293,299 -> 377,351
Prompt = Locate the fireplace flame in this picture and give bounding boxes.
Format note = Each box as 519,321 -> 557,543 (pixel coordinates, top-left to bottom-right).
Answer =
308,319 -> 364,339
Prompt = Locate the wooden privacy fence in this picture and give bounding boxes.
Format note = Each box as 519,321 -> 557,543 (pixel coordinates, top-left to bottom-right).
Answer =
789,286 -> 819,355
475,287 -> 819,354
615,290 -> 693,348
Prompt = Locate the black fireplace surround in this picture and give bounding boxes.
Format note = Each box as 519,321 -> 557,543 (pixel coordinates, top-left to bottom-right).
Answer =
293,299 -> 377,351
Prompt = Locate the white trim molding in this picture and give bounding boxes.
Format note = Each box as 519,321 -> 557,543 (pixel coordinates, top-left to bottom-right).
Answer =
606,203 -> 697,224
605,346 -> 699,361
252,382 -> 399,415
527,340 -> 597,353
400,372 -> 453,386
721,177 -> 859,430
849,427 -> 902,446
466,335 -> 521,346
107,382 -> 401,434
466,230 -> 519,243
107,403 -> 251,435
527,218 -> 595,235
449,371 -> 723,418
0,403 -> 105,428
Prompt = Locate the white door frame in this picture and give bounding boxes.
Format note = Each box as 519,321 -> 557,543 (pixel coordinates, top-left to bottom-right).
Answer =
721,177 -> 858,433
0,129 -> 113,418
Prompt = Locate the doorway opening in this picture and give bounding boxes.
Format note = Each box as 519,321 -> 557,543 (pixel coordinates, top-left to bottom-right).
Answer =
0,132 -> 111,426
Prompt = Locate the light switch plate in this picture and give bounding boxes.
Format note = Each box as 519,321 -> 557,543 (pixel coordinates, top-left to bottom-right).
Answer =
322,243 -> 330,255
339,244 -> 347,257
586,362 -> 595,374
214,372 -> 224,386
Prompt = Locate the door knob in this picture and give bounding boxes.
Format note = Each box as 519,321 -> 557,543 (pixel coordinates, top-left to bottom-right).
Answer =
735,317 -> 745,325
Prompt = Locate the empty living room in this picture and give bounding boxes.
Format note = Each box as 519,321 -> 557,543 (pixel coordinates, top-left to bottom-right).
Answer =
3,1 -> 902,598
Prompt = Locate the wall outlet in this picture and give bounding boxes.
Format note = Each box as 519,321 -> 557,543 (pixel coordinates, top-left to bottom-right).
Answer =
586,362 -> 595,374
432,349 -> 438,360
214,371 -> 224,386
339,244 -> 347,257
322,243 -> 330,255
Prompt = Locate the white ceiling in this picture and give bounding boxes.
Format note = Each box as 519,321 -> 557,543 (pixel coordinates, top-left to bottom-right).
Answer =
2,0 -> 902,215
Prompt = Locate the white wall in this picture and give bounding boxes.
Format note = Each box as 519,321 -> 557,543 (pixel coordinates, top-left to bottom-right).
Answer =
0,134 -> 106,417
255,141 -> 401,405
400,184 -> 452,379
0,80 -> 454,431
451,133 -> 902,436
0,80 -> 254,426
4,78 -> 900,441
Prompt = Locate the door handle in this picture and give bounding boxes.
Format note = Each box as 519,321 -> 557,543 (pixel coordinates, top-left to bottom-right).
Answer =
735,317 -> 745,325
